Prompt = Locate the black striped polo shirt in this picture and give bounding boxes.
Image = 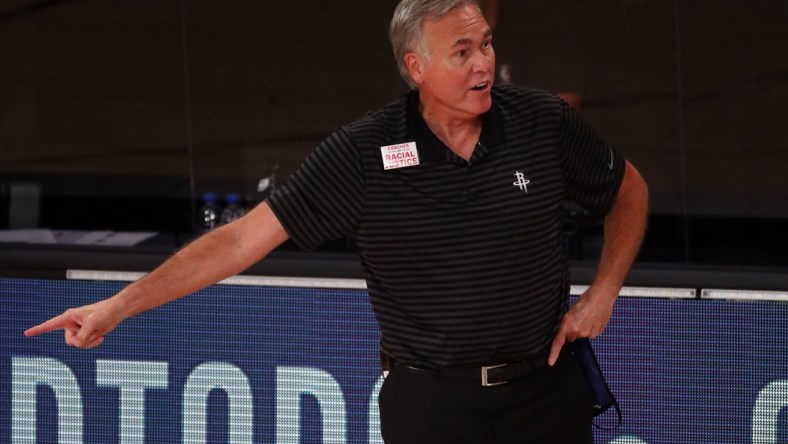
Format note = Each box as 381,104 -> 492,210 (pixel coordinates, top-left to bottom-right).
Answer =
267,84 -> 625,368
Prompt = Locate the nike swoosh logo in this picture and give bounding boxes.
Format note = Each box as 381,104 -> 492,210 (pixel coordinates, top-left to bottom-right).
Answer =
607,146 -> 614,170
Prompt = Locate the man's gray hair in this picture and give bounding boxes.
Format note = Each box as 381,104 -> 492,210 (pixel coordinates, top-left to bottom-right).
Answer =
389,0 -> 481,89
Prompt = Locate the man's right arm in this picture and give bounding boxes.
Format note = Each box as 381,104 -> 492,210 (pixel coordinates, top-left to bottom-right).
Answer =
24,201 -> 289,348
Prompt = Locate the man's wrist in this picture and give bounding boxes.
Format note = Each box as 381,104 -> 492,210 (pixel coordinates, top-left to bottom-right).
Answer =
109,289 -> 140,320
585,280 -> 621,302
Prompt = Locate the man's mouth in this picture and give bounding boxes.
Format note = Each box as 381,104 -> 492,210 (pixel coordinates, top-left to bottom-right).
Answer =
470,81 -> 490,91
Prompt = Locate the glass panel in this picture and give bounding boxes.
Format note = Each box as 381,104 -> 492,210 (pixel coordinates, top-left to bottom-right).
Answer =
0,0 -> 191,234
678,1 -> 788,266
183,1 -> 405,244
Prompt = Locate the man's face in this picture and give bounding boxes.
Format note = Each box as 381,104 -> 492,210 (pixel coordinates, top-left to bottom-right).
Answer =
407,4 -> 495,120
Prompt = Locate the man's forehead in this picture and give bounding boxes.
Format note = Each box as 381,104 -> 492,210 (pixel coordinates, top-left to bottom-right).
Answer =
451,27 -> 493,47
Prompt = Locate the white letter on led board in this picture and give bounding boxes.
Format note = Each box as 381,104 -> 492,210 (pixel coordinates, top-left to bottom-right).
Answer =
752,379 -> 788,444
182,362 -> 254,444
12,357 -> 83,444
275,366 -> 347,444
96,360 -> 168,444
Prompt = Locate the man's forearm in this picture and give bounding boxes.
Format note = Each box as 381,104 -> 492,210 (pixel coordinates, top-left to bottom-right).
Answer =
592,161 -> 649,295
112,202 -> 289,319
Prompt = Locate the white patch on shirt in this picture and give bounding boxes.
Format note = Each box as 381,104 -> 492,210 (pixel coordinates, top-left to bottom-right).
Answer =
381,142 -> 420,170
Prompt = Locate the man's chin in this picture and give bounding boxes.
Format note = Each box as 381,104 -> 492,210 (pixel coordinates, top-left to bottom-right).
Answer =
469,94 -> 493,115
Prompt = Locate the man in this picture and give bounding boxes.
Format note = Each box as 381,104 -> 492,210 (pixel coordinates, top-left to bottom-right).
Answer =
26,0 -> 648,442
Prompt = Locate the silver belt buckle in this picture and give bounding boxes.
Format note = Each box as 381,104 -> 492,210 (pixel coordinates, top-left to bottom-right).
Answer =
481,363 -> 508,387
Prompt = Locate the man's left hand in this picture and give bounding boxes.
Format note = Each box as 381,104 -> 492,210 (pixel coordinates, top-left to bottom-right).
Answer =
547,286 -> 617,366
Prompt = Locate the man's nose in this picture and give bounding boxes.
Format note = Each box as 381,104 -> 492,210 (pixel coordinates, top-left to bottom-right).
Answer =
471,50 -> 493,73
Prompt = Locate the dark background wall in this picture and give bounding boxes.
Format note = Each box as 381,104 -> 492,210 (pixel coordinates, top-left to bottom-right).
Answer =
1,0 -> 787,265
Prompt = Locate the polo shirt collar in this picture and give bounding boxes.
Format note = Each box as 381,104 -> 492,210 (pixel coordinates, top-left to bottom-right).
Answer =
406,89 -> 505,164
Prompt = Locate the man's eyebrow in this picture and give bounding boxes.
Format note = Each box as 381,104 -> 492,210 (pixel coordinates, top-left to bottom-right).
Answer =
452,37 -> 473,47
451,28 -> 493,47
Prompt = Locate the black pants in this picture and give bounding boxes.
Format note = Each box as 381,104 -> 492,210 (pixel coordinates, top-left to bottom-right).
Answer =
378,349 -> 594,444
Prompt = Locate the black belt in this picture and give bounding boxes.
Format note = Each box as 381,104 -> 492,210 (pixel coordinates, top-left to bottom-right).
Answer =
389,353 -> 549,387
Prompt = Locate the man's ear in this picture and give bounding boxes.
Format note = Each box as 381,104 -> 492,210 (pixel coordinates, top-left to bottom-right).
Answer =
405,52 -> 424,86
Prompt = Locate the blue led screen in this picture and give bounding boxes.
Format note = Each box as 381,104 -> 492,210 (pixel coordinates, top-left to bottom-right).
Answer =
2,277 -> 787,443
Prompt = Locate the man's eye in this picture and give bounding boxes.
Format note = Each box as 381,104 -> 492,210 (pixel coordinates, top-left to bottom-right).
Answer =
456,50 -> 467,58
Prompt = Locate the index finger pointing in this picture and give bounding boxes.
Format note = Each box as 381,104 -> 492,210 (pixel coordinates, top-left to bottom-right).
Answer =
25,313 -> 75,337
548,328 -> 566,367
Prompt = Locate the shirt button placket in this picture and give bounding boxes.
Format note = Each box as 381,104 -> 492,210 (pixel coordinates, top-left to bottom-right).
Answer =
463,161 -> 476,201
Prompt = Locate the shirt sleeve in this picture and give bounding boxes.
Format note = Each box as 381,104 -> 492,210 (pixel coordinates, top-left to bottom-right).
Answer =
265,128 -> 365,251
557,100 -> 626,219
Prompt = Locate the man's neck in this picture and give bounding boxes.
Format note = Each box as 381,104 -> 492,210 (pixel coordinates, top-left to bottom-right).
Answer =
418,100 -> 482,161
